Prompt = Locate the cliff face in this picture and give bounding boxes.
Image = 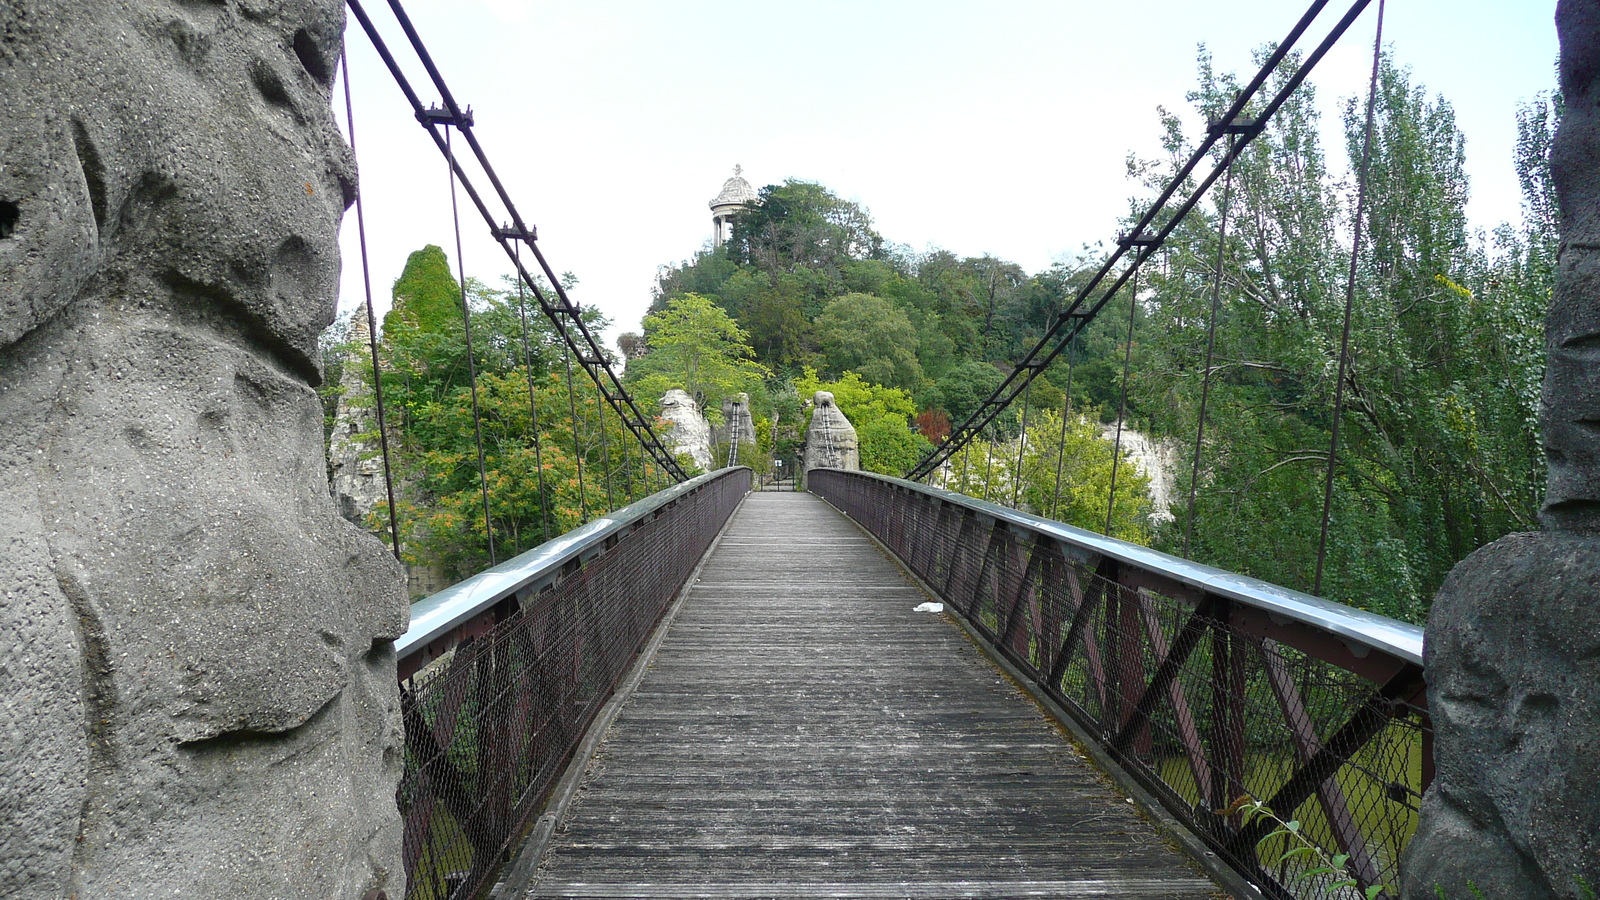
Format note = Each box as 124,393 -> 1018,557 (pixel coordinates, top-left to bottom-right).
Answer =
0,3 -> 407,897
720,392 -> 756,446
1099,423 -> 1179,525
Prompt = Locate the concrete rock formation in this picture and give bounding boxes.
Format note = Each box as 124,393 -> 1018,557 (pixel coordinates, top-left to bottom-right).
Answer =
0,3 -> 408,899
661,389 -> 714,472
325,305 -> 447,599
1402,534 -> 1600,898
721,391 -> 755,448
1403,2 -> 1600,896
803,391 -> 860,482
328,301 -> 391,527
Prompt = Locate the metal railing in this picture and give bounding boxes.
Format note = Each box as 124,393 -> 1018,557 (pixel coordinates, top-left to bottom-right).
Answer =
393,468 -> 749,900
810,469 -> 1428,900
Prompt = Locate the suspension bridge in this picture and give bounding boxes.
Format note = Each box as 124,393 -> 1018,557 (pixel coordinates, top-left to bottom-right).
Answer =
331,2 -> 1442,899
12,0 -> 1558,897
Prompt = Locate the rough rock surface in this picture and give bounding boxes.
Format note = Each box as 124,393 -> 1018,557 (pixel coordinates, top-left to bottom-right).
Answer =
1099,423 -> 1179,524
329,301 -> 390,527
1402,534 -> 1600,898
0,3 -> 409,898
803,391 -> 860,481
661,388 -> 713,472
721,391 -> 756,448
1403,3 -> 1600,896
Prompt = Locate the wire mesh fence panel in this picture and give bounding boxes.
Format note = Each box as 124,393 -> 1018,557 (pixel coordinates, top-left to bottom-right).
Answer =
394,469 -> 748,900
810,469 -> 1428,900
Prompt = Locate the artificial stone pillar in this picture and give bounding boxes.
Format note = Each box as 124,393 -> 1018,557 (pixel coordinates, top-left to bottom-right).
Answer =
660,388 -> 714,472
0,3 -> 409,898
802,391 -> 860,487
1402,2 -> 1600,896
723,391 -> 755,448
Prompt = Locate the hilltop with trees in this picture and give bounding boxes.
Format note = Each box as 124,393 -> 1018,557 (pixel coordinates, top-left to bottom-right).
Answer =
619,49 -> 1558,623
321,49 -> 1556,622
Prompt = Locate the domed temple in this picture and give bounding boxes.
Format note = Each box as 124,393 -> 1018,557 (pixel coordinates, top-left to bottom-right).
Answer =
709,164 -> 757,248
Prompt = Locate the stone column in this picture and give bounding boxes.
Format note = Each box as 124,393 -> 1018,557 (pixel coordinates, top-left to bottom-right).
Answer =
0,3 -> 408,898
802,391 -> 860,487
660,389 -> 714,472
1402,3 -> 1600,896
723,392 -> 755,447
329,301 -> 391,527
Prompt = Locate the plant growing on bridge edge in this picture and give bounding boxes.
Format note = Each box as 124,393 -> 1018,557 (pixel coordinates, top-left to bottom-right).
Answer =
1224,793 -> 1597,900
1220,794 -> 1390,900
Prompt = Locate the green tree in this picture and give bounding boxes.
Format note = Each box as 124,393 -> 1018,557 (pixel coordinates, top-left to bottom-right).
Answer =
814,292 -> 925,390
729,179 -> 884,277
626,292 -> 770,422
371,254 -> 662,582
386,244 -> 463,338
932,360 -> 1005,428
1022,411 -> 1153,543
1115,48 -> 1553,620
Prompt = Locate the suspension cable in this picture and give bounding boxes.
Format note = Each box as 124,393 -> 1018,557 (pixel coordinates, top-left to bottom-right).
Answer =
1105,264 -> 1142,537
1050,336 -> 1077,521
511,245 -> 552,543
339,56 -> 403,562
1183,133 -> 1239,558
594,379 -> 617,511
563,342 -> 590,522
907,0 -> 1376,481
345,0 -> 688,482
445,125 -> 496,565
1012,378 -> 1033,509
983,425 -> 997,502
1314,0 -> 1386,596
629,431 -> 644,502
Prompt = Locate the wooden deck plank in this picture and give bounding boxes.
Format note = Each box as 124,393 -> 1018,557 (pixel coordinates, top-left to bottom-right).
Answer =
526,493 -> 1220,900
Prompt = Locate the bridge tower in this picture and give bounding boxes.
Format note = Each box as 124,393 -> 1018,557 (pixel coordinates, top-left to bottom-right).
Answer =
709,164 -> 757,248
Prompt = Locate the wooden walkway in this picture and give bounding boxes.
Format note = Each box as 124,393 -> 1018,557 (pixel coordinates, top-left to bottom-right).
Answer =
524,493 -> 1221,900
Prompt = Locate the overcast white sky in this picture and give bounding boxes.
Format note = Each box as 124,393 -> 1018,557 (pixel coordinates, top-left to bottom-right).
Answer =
335,1 -> 1559,349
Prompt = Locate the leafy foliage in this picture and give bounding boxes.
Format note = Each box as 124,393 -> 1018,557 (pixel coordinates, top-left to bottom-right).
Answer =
367,251 -> 663,582
1111,49 -> 1554,619
626,292 -> 770,424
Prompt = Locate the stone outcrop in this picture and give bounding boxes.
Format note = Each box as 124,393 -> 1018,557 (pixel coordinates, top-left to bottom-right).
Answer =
1402,3 -> 1600,896
803,391 -> 860,482
329,301 -> 392,527
722,391 -> 756,448
0,4 -> 408,898
326,304 -> 448,599
661,389 -> 713,472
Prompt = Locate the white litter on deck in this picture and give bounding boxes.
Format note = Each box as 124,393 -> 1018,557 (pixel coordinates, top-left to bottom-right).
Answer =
913,602 -> 944,613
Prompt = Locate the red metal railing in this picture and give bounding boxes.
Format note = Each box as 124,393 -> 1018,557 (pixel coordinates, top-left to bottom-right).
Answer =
393,468 -> 749,900
811,468 -> 1428,900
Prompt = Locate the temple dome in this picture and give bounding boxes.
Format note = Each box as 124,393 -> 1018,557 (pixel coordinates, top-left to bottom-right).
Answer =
709,165 -> 758,212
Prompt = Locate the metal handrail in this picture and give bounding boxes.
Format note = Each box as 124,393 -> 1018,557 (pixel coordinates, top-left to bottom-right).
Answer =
810,467 -> 1429,900
397,468 -> 748,663
392,467 -> 750,900
826,469 -> 1423,666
